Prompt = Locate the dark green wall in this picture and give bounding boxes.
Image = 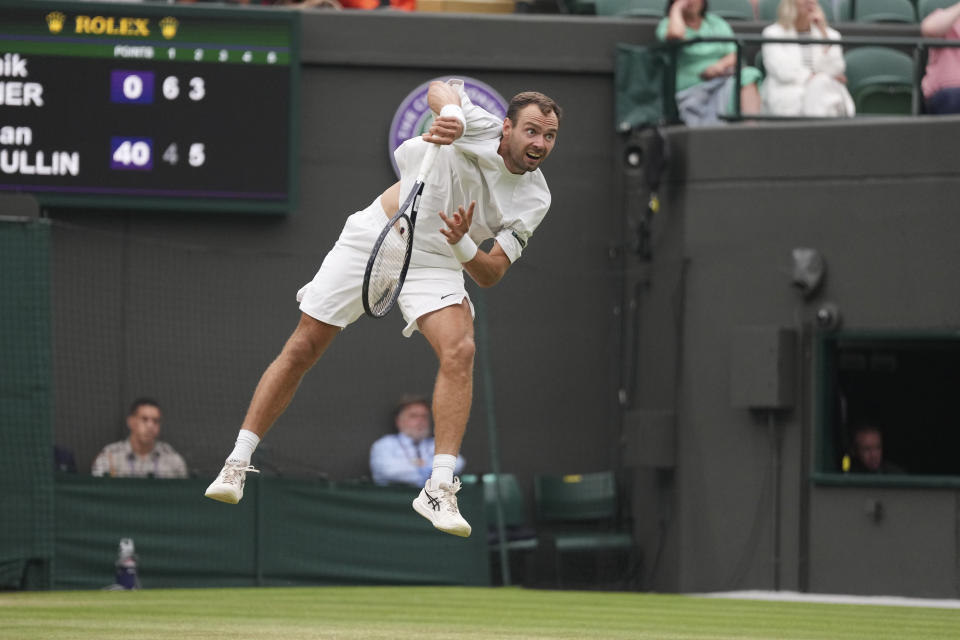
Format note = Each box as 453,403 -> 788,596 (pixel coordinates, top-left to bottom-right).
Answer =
53,475 -> 488,589
0,216 -> 53,589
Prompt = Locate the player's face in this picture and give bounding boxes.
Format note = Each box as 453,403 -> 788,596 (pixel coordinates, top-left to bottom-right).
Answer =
500,105 -> 559,175
396,403 -> 431,442
127,405 -> 161,450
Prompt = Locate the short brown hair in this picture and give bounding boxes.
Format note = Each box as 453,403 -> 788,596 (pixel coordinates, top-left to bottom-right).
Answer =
128,397 -> 161,416
392,394 -> 430,422
507,91 -> 562,124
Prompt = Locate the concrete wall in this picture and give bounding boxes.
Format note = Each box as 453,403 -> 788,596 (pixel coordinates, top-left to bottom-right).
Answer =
632,117 -> 960,597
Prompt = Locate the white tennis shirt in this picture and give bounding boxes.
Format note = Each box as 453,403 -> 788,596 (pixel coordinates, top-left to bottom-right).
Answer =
393,80 -> 552,271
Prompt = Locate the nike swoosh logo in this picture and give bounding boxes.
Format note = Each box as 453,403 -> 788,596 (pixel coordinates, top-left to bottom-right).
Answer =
440,293 -> 459,300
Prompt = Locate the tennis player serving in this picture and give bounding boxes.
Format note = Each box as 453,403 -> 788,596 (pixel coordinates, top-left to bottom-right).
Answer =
205,78 -> 561,537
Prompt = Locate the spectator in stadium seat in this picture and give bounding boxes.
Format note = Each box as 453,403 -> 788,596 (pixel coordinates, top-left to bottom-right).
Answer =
369,394 -> 465,487
91,398 -> 188,479
849,423 -> 905,474
657,0 -> 763,125
921,1 -> 960,114
760,0 -> 855,117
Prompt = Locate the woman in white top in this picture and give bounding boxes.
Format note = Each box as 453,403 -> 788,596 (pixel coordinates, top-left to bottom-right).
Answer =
760,0 -> 855,116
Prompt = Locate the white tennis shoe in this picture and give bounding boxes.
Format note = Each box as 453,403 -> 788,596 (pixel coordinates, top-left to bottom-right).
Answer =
204,459 -> 259,504
412,477 -> 472,537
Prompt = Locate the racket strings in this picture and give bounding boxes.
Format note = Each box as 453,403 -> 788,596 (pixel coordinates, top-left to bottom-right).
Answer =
368,216 -> 412,316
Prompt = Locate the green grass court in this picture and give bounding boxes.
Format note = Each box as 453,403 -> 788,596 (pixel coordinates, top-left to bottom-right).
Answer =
2,586 -> 959,640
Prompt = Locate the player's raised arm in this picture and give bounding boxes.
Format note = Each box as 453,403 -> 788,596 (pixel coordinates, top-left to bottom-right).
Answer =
423,81 -> 465,145
427,80 -> 461,112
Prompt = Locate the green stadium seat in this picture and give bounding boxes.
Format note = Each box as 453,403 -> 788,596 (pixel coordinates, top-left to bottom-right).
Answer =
467,473 -> 536,586
596,0 -> 664,17
854,0 -> 917,22
834,0 -> 854,22
557,0 -> 596,13
757,0 -> 781,20
531,471 -> 636,588
709,0 -> 757,20
827,0 -> 846,20
480,473 -> 538,552
844,46 -> 916,114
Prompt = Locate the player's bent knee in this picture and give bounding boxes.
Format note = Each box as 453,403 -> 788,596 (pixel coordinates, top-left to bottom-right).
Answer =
440,335 -> 475,372
282,338 -> 322,369
284,317 -> 338,366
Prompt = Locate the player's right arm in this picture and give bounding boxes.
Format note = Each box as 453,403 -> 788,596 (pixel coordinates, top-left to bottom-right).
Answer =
433,78 -> 504,146
379,181 -> 401,216
427,80 -> 461,114
423,81 -> 465,144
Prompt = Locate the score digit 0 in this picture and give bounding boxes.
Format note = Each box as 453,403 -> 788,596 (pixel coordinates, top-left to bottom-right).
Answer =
111,71 -> 155,104
162,76 -> 206,101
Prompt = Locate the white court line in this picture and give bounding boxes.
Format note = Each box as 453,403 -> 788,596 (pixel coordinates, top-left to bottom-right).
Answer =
691,590 -> 960,610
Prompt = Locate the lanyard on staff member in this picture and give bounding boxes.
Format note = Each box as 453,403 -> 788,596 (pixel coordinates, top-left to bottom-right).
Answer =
400,435 -> 427,468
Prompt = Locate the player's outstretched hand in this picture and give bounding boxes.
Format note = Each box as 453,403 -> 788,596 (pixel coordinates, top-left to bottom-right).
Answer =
439,201 -> 476,244
423,115 -> 464,145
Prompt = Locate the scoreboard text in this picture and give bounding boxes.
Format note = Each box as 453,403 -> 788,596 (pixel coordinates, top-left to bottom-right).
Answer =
0,1 -> 299,213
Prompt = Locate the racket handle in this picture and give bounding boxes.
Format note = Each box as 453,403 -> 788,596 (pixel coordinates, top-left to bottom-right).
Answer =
416,143 -> 440,182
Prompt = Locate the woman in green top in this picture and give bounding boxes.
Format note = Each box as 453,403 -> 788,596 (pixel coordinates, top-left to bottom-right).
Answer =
657,0 -> 762,124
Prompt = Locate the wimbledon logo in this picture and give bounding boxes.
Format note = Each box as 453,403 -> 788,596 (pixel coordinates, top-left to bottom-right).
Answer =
388,77 -> 507,178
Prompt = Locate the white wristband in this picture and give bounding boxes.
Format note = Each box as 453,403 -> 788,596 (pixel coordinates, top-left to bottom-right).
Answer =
439,103 -> 467,135
450,234 -> 478,263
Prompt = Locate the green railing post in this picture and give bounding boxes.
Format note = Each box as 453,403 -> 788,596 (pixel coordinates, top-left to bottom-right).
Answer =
473,288 -> 511,586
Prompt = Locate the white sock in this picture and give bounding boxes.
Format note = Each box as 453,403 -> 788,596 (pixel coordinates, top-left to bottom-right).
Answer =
227,429 -> 260,464
430,454 -> 457,487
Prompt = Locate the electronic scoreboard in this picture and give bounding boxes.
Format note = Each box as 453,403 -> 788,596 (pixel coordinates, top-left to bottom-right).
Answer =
0,1 -> 299,213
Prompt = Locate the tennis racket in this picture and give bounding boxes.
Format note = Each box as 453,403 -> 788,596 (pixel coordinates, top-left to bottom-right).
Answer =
362,143 -> 440,318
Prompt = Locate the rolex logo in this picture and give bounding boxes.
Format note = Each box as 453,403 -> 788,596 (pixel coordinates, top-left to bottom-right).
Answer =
46,11 -> 66,34
159,16 -> 178,40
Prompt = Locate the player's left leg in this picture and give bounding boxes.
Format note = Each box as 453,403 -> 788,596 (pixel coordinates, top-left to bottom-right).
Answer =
411,300 -> 474,537
205,313 -> 341,504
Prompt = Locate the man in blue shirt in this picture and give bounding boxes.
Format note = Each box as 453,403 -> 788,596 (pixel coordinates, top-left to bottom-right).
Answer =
370,394 -> 465,486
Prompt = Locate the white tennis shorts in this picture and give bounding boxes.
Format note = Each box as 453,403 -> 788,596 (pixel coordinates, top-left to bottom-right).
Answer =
296,198 -> 475,337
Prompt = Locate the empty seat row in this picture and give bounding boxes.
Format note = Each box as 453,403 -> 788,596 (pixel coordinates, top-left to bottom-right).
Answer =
463,470 -> 637,588
842,46 -> 916,114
